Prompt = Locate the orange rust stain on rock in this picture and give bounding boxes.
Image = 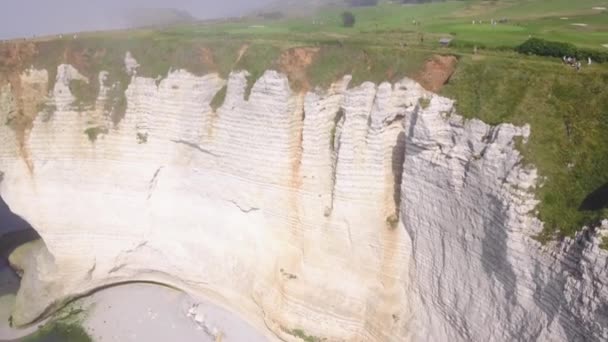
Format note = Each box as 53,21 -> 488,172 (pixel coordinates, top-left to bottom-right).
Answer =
289,124 -> 304,189
0,42 -> 44,174
206,110 -> 218,139
0,42 -> 37,74
386,67 -> 395,80
277,47 -> 319,93
415,54 -> 458,92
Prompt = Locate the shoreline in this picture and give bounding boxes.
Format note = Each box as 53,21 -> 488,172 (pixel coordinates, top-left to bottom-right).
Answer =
0,274 -> 271,341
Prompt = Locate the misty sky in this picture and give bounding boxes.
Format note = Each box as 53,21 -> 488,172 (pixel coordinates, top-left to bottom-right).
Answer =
0,0 -> 276,39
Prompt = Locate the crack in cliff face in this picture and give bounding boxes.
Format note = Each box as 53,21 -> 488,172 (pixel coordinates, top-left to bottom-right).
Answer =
327,108 -> 345,216
147,166 -> 164,200
229,200 -> 260,213
391,131 -> 406,221
86,260 -> 96,280
170,140 -> 217,157
109,241 -> 150,274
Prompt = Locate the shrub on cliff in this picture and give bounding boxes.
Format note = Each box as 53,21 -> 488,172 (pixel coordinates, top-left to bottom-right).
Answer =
84,126 -> 108,143
516,38 -> 608,62
576,48 -> 608,63
515,38 -> 577,58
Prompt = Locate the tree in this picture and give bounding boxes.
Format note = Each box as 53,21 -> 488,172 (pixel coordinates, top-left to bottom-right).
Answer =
342,11 -> 356,28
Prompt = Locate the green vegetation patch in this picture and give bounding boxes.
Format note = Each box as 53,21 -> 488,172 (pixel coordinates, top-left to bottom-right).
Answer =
308,44 -> 430,88
21,301 -> 92,342
386,214 -> 399,230
22,322 -> 92,342
516,38 -> 608,62
233,43 -> 282,100
282,327 -> 325,342
104,81 -> 128,126
442,55 -> 608,240
210,85 -> 227,111
601,236 -> 608,251
136,132 -> 148,144
37,102 -> 57,122
84,126 -> 108,143
418,97 -> 431,109
69,79 -> 97,111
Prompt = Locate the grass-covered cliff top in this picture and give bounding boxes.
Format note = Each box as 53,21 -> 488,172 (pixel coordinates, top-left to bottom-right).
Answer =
0,0 -> 607,241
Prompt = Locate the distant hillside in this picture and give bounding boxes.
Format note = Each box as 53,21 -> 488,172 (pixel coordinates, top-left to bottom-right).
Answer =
126,8 -> 198,28
251,0 -> 448,18
252,0 -> 344,17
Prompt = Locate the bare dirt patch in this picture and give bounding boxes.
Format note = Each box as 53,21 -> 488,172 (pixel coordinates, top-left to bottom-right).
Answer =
414,54 -> 458,92
277,47 -> 320,92
0,42 -> 37,75
198,47 -> 216,71
0,42 -> 43,172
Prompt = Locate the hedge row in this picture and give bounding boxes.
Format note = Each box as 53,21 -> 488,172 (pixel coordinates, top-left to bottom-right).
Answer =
516,38 -> 608,63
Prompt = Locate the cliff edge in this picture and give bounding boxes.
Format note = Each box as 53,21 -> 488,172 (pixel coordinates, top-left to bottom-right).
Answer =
0,54 -> 606,341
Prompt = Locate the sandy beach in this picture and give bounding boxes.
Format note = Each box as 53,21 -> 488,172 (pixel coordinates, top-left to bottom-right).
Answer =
0,273 -> 270,342
80,283 -> 269,342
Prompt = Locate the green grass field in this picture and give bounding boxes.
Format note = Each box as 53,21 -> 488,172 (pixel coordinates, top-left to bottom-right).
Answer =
163,0 -> 608,50
1,0 -> 607,241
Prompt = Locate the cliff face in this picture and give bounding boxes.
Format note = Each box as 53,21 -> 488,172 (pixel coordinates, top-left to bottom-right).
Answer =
0,56 -> 606,341
401,100 -> 608,341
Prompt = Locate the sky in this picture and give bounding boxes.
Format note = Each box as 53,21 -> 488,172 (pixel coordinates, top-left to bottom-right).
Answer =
0,0 -> 276,39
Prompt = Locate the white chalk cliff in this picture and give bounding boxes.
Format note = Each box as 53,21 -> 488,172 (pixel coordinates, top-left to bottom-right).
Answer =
0,57 -> 607,341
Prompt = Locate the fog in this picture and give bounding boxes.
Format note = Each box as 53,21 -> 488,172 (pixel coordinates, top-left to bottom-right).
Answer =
0,0 -> 277,40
